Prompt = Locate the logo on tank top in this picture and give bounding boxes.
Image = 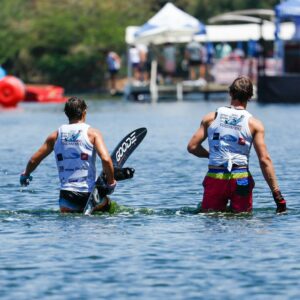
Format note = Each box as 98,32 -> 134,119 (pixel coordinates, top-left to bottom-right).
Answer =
64,152 -> 80,159
220,134 -> 237,142
62,130 -> 83,145
220,114 -> 244,130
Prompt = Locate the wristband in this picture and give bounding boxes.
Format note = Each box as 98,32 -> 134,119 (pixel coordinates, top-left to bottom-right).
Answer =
272,190 -> 286,213
20,172 -> 33,186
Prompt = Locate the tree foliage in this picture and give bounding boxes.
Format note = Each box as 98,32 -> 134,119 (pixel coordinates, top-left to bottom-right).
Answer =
0,0 -> 280,91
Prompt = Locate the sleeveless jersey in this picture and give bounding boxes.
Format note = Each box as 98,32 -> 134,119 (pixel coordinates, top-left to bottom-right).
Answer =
54,123 -> 96,192
207,106 -> 253,171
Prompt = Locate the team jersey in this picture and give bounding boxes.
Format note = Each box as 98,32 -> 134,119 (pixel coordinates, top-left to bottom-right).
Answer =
54,123 -> 96,192
207,106 -> 253,171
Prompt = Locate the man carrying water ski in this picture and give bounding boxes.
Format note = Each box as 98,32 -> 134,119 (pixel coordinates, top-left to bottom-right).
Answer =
20,97 -> 117,213
187,76 -> 286,213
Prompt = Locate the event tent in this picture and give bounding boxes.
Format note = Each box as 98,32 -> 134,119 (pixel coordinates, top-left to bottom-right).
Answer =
275,0 -> 300,40
274,0 -> 300,61
126,23 -> 294,44
134,2 -> 206,45
126,2 -> 206,102
275,0 -> 300,18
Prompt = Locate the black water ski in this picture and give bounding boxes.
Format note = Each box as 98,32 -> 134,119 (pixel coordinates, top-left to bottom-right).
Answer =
83,127 -> 147,215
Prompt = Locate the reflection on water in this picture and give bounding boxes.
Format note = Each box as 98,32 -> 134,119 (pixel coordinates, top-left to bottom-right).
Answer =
1,100 -> 300,299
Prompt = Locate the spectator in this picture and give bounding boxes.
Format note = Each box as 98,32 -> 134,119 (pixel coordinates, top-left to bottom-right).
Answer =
129,45 -> 141,82
185,39 -> 204,80
106,50 -> 121,95
137,44 -> 149,82
162,43 -> 177,84
215,42 -> 232,59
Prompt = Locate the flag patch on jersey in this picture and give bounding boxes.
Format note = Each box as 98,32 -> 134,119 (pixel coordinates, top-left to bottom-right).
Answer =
81,153 -> 88,160
238,137 -> 246,145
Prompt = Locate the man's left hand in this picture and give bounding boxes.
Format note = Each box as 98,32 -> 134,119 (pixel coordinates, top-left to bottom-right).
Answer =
273,190 -> 287,213
20,172 -> 32,186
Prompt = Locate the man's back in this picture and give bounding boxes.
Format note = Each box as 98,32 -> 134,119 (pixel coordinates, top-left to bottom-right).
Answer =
54,123 -> 96,193
207,106 -> 253,171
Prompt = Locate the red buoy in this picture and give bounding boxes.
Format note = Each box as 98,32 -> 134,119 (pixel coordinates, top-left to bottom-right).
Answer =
0,76 -> 25,107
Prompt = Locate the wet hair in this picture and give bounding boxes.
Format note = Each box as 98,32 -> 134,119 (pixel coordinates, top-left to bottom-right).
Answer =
64,97 -> 87,121
229,76 -> 253,102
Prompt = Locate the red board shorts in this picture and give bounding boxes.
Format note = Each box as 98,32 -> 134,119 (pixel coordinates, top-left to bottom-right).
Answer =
201,167 -> 255,213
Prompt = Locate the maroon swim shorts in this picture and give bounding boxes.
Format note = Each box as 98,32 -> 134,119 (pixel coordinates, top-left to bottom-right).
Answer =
201,167 -> 255,213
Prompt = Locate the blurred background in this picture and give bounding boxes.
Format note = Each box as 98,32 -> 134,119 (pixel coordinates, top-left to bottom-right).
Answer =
0,0 -> 280,92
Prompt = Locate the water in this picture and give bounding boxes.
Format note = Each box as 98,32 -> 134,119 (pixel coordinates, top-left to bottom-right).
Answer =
1,99 -> 300,299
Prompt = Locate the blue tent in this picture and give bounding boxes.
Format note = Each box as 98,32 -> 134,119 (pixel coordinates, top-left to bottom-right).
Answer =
274,0 -> 300,60
275,0 -> 300,40
275,0 -> 300,18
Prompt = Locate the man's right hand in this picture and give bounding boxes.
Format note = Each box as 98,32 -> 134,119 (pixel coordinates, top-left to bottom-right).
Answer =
272,190 -> 287,213
105,180 -> 117,195
101,167 -> 135,182
96,176 -> 117,198
114,167 -> 135,181
20,172 -> 33,186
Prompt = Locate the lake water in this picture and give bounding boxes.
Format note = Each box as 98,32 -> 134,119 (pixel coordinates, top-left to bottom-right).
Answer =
1,98 -> 300,300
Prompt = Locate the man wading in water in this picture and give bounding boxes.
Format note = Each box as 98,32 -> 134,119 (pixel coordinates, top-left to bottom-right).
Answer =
20,97 -> 118,213
187,76 -> 286,213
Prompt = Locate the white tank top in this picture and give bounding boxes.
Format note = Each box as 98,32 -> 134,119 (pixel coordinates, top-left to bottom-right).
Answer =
54,123 -> 96,192
208,106 -> 253,171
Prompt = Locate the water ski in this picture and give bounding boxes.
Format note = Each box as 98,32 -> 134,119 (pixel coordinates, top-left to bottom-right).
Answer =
83,127 -> 147,215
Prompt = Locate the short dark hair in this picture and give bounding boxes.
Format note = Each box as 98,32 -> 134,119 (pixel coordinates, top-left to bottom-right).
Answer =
64,97 -> 87,121
229,76 -> 253,102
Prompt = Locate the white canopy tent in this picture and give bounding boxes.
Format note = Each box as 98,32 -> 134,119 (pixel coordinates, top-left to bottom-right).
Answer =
127,2 -> 206,102
134,2 -> 206,45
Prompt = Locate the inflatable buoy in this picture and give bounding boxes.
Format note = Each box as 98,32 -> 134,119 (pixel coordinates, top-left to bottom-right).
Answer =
0,76 -> 25,107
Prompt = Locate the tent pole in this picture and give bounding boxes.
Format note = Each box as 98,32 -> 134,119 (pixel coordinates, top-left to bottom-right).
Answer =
150,59 -> 158,102
125,44 -> 133,99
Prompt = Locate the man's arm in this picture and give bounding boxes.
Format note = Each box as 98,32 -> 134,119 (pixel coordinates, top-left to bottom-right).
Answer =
23,131 -> 57,176
251,119 -> 279,191
187,112 -> 215,158
88,128 -> 115,185
251,118 -> 286,212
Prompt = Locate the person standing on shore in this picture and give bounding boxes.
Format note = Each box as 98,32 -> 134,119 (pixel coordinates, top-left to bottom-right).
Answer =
20,97 -> 117,213
185,39 -> 204,80
187,76 -> 286,213
106,50 -> 121,95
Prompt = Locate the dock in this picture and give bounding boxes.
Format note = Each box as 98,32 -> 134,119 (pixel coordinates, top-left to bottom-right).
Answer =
124,81 -> 229,102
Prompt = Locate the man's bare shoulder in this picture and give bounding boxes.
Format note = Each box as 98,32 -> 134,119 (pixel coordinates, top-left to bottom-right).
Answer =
249,116 -> 264,134
202,111 -> 216,127
88,127 -> 101,136
87,127 -> 103,143
47,130 -> 58,143
41,130 -> 58,150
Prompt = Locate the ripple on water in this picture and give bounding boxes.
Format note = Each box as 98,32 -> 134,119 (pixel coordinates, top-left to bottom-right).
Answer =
1,101 -> 300,299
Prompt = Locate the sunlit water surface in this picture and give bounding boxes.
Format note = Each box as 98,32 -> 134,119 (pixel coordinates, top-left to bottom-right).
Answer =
1,98 -> 300,299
